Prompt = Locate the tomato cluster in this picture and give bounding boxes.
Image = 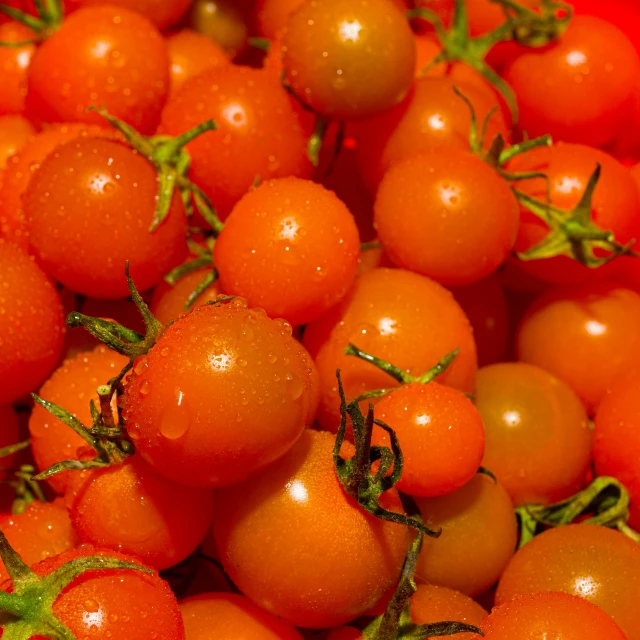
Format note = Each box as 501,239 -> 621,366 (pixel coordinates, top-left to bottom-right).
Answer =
1,0 -> 640,638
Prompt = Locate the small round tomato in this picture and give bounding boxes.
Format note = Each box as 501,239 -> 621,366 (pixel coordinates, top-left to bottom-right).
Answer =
516,281 -> 640,413
496,524 -> 640,640
24,137 -> 188,298
0,114 -> 34,169
255,0 -> 304,39
475,362 -> 591,506
414,473 -> 517,597
29,345 -> 129,494
180,592 -> 303,640
594,371 -> 640,529
26,5 -> 169,134
372,382 -> 485,497
122,299 -> 318,487
189,0 -> 251,59
214,177 -> 360,326
307,268 -> 477,432
374,150 -> 518,286
482,591 -> 627,640
504,16 -> 640,147
213,429 -> 408,628
0,241 -> 65,405
357,77 -> 509,193
160,66 -> 312,220
281,0 -> 415,120
0,21 -> 35,115
166,29 -> 229,94
0,499 -> 78,584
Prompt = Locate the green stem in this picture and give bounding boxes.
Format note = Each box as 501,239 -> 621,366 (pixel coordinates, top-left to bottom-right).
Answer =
307,114 -> 331,168
344,343 -> 413,385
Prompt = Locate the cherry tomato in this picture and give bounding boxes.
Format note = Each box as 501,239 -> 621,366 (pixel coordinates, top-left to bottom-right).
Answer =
24,137 -> 188,298
166,29 -> 229,94
414,473 -> 517,597
516,281 -> 640,413
122,299 -> 318,487
307,268 -> 477,432
0,241 -> 65,405
213,429 -> 408,628
214,177 -> 360,326
0,498 -> 78,584
160,66 -> 313,221
0,115 -> 34,169
508,143 -> 640,285
26,5 -> 169,134
0,404 -> 22,475
482,591 -> 627,640
357,77 -> 509,193
374,150 -> 518,286
0,21 -> 35,115
594,371 -> 640,530
504,16 -> 640,147
372,382 -> 485,497
496,524 -> 640,640
281,0 -> 415,120
189,0 -> 251,59
255,0 -> 304,39
180,592 -> 304,640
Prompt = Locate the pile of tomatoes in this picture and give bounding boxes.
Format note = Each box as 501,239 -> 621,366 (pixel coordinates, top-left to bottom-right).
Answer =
1,0 -> 640,638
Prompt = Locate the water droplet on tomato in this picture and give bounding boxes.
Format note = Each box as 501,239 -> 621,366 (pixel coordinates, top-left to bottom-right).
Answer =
140,380 -> 151,395
84,600 -> 100,613
133,356 -> 148,375
267,353 -> 277,364
159,390 -> 191,440
160,347 -> 170,357
286,375 -> 304,401
108,614 -> 118,623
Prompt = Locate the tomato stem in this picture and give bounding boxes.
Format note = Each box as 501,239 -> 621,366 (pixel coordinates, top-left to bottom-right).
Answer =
308,114 -> 331,168
0,0 -> 64,40
11,465 -> 48,516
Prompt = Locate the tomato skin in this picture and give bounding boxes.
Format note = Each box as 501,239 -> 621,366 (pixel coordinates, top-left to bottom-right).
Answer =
213,429 -> 409,628
0,114 -> 34,170
24,137 -> 188,298
482,591 -> 627,639
504,16 -> 640,148
159,66 -> 313,221
414,474 -> 517,597
496,524 -> 640,640
307,268 -> 477,433
180,592 -> 304,640
374,150 -> 518,286
281,0 -> 415,120
255,0 -> 304,39
516,281 -> 640,413
214,177 -> 360,326
0,21 -> 35,116
122,300 -> 318,488
26,6 -> 169,134
0,241 -> 65,405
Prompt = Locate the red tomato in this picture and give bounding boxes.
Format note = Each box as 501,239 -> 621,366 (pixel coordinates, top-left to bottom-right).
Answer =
189,0 -> 251,59
0,114 -> 34,169
0,21 -> 35,115
0,404 -> 22,475
213,429 -> 409,628
0,241 -> 65,404
255,0 -> 304,39
26,6 -> 169,134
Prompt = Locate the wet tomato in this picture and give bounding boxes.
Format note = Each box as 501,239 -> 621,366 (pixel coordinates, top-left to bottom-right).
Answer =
0,114 -> 34,170
0,21 -> 35,115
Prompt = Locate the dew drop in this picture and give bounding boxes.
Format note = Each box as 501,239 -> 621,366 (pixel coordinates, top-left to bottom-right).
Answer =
133,356 -> 148,375
267,353 -> 277,364
140,380 -> 151,395
159,390 -> 191,440
84,600 -> 99,613
286,375 -> 304,401
160,347 -> 170,357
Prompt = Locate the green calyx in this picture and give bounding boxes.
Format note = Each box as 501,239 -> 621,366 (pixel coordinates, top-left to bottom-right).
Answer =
333,370 -> 440,538
0,530 -> 151,640
0,0 -> 63,45
516,476 -> 640,548
88,106 -> 224,235
514,163 -> 636,267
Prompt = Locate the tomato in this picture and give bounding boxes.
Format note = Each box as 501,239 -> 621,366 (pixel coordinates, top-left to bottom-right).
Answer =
0,21 -> 35,115
356,77 -> 509,193
281,0 -> 415,120
160,66 -> 313,221
571,0 -> 640,54
0,499 -> 78,584
516,281 -> 640,413
496,524 -> 640,640
482,591 -> 627,639
24,137 -> 188,298
166,29 -> 229,94
374,150 -> 518,286
255,0 -> 304,39
65,0 -> 192,30
475,362 -> 591,506
213,429 -> 408,628
449,274 -> 510,367
122,299 -> 318,487
180,592 -> 304,640
372,382 -> 485,498
29,345 -> 128,494
594,371 -> 640,529
0,241 -> 65,405
26,5 -> 169,134
507,143 -> 640,285
414,473 -> 517,596
504,16 -> 640,148
0,405 -> 22,475
306,268 -> 477,432
65,453 -> 214,571
0,123 -> 116,251
0,114 -> 34,170
189,0 -> 251,59
214,177 -> 360,326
